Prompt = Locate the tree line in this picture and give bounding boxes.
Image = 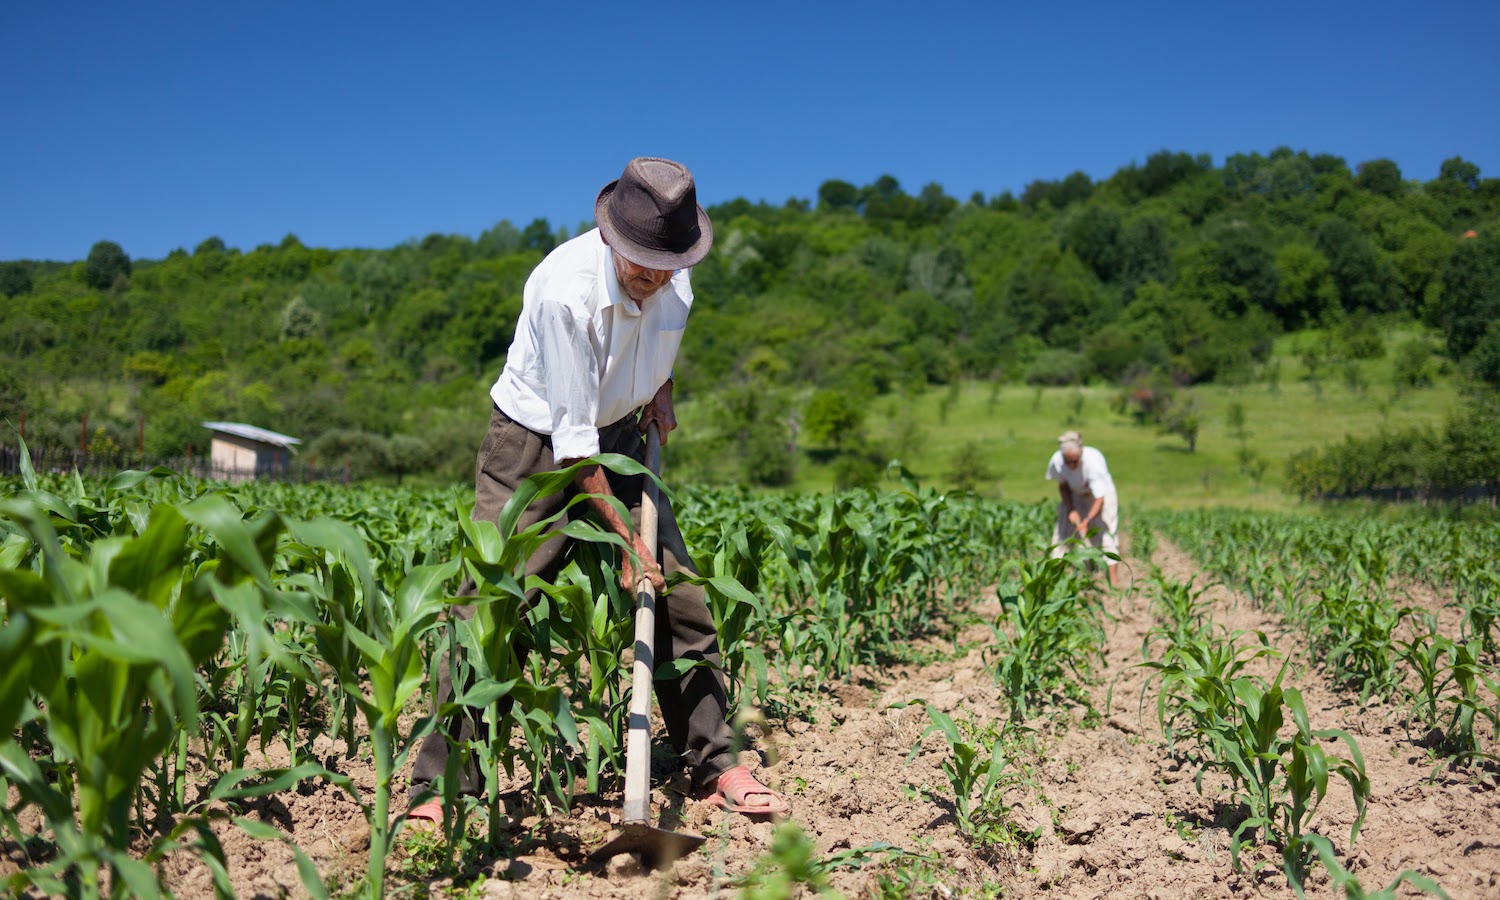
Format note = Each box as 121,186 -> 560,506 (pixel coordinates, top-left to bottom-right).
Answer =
1,147 -> 1497,486
1286,395 -> 1500,503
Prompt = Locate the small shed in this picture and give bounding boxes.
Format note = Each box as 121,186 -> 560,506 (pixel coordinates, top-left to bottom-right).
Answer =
201,421 -> 300,480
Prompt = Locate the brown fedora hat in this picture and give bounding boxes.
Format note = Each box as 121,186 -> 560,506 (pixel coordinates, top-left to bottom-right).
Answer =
594,157 -> 713,270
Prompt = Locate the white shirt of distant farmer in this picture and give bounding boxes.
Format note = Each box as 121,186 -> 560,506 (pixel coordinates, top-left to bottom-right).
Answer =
491,228 -> 690,461
1044,446 -> 1120,561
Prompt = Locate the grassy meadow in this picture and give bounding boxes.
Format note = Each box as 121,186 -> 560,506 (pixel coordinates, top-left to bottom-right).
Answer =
752,329 -> 1465,509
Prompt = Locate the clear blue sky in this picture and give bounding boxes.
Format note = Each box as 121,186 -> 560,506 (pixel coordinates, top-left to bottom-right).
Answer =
4,1 -> 1496,263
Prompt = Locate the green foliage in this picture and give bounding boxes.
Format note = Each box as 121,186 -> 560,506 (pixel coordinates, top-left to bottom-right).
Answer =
949,440 -> 996,494
985,551 -> 1106,721
734,821 -> 935,900
1284,394 -> 1500,500
1391,337 -> 1434,388
1435,232 -> 1500,359
1356,159 -> 1404,199
802,389 -> 866,451
0,460 -> 1061,895
84,241 -> 131,292
5,151 -> 1497,474
1149,504 -> 1500,785
0,261 -> 32,297
905,706 -> 1036,850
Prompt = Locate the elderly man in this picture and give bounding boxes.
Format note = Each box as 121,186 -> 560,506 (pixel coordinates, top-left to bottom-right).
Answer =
1044,431 -> 1124,587
407,158 -> 787,828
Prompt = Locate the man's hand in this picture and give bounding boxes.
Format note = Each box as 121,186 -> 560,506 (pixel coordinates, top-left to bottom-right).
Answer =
621,535 -> 667,594
640,378 -> 677,446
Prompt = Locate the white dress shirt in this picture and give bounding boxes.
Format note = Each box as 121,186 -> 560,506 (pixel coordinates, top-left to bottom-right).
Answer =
1044,446 -> 1117,498
490,228 -> 691,460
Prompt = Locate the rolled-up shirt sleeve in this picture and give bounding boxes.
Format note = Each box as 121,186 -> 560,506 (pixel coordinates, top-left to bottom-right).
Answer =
535,303 -> 600,461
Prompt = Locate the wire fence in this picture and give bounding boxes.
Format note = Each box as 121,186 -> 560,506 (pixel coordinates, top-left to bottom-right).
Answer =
0,445 -> 354,484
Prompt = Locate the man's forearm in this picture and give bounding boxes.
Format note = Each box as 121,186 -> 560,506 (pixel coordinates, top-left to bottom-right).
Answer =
572,463 -> 635,543
1084,496 -> 1105,524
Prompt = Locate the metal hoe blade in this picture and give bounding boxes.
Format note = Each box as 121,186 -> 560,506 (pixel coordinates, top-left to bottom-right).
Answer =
590,821 -> 706,869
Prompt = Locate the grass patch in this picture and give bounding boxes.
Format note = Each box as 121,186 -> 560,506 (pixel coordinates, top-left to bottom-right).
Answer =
696,332 -> 1462,509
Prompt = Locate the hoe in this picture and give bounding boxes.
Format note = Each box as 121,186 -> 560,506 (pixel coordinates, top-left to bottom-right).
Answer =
591,422 -> 706,869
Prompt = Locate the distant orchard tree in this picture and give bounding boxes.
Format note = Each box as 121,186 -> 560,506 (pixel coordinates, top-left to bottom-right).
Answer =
1357,159 -> 1404,198
1470,324 -> 1500,388
0,364 -> 27,420
802,389 -> 865,451
383,433 -> 431,484
85,240 -> 131,291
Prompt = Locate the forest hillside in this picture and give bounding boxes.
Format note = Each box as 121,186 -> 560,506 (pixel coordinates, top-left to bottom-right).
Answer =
2,148 -> 1497,492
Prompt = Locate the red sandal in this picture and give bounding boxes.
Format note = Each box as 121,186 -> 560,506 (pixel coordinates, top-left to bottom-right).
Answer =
702,765 -> 790,816
405,799 -> 445,830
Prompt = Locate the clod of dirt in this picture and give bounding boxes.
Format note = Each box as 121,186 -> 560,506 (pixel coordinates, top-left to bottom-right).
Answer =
1058,812 -> 1101,844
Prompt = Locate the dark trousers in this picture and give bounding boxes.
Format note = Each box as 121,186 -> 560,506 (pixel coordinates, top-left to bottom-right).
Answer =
409,405 -> 736,799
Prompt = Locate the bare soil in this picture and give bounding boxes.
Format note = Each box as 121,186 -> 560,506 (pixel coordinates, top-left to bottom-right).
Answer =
5,537 -> 1498,898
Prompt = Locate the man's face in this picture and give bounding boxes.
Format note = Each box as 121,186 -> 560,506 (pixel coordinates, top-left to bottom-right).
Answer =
612,252 -> 674,304
1062,449 -> 1082,469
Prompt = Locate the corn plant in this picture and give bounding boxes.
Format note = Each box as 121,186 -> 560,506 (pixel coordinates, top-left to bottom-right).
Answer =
1396,620 -> 1500,758
270,514 -> 461,899
1146,656 -> 1370,883
1139,627 -> 1280,755
1140,571 -> 1216,661
1459,585 -> 1499,656
733,820 -> 939,900
1296,833 -> 1450,899
1305,578 -> 1416,703
0,485 -> 311,899
436,453 -> 664,845
904,705 -> 1035,851
984,550 -> 1104,721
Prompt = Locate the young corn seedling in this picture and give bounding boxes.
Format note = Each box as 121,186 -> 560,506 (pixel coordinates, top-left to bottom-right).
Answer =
985,552 -> 1104,722
440,452 -> 662,843
1140,571 -> 1216,661
1139,626 -> 1280,756
1152,658 -> 1370,886
1297,833 -> 1450,899
1308,579 -> 1416,703
905,705 -> 1035,852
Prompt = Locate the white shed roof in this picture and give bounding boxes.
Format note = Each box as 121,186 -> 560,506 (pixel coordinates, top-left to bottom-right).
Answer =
202,421 -> 302,449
